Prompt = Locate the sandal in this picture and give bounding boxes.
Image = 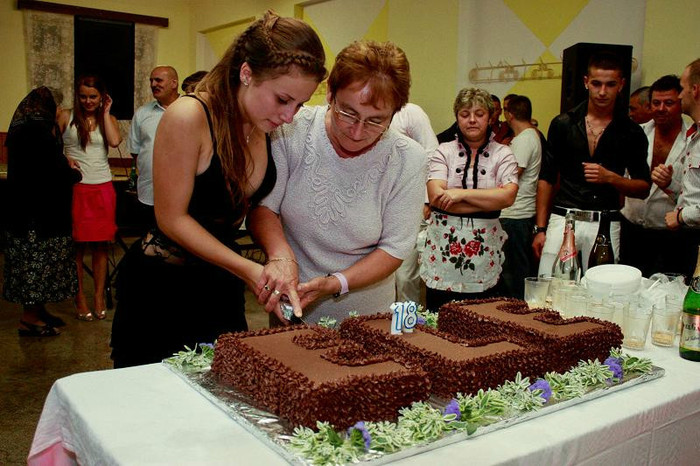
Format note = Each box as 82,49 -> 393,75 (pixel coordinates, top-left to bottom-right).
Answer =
94,309 -> 107,320
18,320 -> 60,337
39,310 -> 66,328
76,312 -> 94,321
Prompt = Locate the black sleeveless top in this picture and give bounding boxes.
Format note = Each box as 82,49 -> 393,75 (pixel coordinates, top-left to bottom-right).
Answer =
184,95 -> 276,246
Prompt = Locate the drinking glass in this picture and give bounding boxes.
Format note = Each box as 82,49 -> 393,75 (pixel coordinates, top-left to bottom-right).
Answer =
664,294 -> 684,336
651,302 -> 680,347
551,280 -> 577,314
524,277 -> 551,309
586,299 -> 616,322
622,302 -> 653,350
566,291 -> 589,318
606,294 -> 631,328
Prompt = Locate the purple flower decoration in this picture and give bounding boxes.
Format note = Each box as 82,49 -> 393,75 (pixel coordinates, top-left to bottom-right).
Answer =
199,343 -> 214,350
417,316 -> 427,326
348,421 -> 372,450
528,379 -> 552,402
604,356 -> 622,369
604,357 -> 623,382
443,399 -> 461,421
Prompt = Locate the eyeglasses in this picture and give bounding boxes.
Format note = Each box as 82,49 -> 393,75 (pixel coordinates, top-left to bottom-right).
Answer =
333,101 -> 389,134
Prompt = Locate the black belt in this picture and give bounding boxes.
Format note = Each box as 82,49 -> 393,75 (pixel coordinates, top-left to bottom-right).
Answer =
552,206 -> 621,222
432,208 -> 501,219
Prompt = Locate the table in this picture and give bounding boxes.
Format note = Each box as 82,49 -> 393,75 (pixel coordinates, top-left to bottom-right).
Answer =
28,344 -> 700,465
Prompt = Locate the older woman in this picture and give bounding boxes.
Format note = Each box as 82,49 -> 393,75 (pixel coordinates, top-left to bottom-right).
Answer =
420,88 -> 519,311
4,87 -> 82,336
249,40 -> 426,324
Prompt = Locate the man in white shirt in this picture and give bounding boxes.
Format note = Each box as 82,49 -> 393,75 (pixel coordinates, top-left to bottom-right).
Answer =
652,59 -> 700,276
128,66 -> 179,227
390,103 -> 438,305
629,86 -> 652,125
621,75 -> 689,277
500,95 -> 541,298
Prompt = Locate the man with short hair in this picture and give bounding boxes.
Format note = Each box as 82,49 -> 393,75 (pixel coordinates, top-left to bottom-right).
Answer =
621,75 -> 689,277
500,95 -> 541,298
533,52 -> 650,276
652,59 -> 700,276
629,86 -> 652,124
128,65 -> 179,227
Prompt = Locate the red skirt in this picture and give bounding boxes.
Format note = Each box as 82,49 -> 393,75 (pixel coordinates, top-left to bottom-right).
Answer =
72,182 -> 117,242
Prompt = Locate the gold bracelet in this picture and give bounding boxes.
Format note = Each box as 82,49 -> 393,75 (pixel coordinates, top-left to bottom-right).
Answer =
266,257 -> 298,265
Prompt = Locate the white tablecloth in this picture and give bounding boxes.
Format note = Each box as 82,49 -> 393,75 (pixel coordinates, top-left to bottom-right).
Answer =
28,344 -> 700,465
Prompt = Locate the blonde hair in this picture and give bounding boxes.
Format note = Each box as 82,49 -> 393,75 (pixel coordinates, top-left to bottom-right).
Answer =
453,88 -> 494,117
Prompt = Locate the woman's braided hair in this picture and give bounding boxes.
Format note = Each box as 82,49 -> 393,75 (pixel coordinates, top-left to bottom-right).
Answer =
196,10 -> 326,219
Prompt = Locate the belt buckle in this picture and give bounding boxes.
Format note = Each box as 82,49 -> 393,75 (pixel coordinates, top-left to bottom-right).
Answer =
571,210 -> 597,222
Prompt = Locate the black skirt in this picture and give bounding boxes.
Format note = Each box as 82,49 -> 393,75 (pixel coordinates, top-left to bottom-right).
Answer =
111,241 -> 247,367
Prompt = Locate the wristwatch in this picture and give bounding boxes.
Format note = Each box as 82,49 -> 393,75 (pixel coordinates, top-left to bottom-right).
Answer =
533,225 -> 547,235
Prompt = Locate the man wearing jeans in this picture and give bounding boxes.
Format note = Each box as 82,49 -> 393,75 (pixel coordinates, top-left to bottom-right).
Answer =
533,52 -> 650,276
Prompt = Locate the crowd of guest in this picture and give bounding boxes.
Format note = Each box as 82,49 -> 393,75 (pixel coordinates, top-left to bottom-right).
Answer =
3,11 -> 699,369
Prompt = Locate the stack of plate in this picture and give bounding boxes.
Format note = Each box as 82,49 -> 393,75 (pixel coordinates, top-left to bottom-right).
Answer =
583,264 -> 642,298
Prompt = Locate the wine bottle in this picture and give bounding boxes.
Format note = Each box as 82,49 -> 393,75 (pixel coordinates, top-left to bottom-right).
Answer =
588,211 -> 615,268
680,246 -> 700,361
551,212 -> 581,282
128,158 -> 138,192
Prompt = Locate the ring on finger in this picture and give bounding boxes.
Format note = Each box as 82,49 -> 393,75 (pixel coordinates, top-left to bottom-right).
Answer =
273,289 -> 281,296
263,285 -> 271,291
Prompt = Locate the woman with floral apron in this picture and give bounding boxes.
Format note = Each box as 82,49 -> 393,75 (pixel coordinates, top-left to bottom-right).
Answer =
421,88 -> 519,312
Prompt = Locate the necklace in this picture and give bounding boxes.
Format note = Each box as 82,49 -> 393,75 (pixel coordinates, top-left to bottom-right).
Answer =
585,116 -> 608,151
245,126 -> 256,145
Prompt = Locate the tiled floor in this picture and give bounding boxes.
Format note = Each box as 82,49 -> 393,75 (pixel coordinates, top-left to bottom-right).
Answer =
0,237 -> 269,465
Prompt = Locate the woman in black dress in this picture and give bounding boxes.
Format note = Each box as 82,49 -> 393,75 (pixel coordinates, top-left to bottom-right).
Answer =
111,11 -> 327,367
4,87 -> 82,336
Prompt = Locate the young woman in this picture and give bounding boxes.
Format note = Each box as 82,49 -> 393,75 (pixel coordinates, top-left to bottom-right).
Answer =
420,88 -> 519,311
249,41 -> 427,324
110,11 -> 327,367
59,75 -> 122,320
4,87 -> 82,336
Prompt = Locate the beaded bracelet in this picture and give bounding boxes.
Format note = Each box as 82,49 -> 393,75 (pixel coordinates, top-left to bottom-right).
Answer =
266,257 -> 298,265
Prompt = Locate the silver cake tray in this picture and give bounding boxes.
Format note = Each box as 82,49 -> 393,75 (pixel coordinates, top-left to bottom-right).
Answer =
164,362 -> 665,465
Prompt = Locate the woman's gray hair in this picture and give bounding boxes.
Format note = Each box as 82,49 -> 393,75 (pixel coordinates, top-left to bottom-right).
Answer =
453,88 -> 494,117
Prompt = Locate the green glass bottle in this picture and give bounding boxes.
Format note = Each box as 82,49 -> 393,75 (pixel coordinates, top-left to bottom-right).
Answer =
680,246 -> 700,361
128,158 -> 138,192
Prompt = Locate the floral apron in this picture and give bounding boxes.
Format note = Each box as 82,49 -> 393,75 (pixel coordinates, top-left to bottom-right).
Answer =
420,210 -> 507,293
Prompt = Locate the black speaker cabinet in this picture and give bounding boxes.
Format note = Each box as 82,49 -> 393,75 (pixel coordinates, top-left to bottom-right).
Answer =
560,42 -> 633,114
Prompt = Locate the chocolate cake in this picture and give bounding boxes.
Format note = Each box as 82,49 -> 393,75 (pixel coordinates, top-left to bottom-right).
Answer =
211,325 -> 430,429
212,298 -> 623,429
437,298 -> 623,374
339,313 -> 547,398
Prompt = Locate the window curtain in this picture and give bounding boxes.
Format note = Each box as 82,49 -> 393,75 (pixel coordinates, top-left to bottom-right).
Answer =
24,11 -> 158,112
23,11 -> 158,158
23,10 -> 74,108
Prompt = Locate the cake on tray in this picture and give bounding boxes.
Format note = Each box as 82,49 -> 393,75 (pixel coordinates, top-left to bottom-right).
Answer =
212,298 -> 623,429
339,313 -> 546,399
211,325 -> 430,429
437,298 -> 623,374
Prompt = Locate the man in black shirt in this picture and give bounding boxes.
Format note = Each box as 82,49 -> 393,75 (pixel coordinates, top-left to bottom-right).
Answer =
532,52 -> 650,276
